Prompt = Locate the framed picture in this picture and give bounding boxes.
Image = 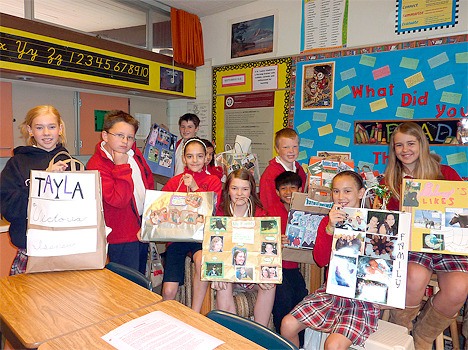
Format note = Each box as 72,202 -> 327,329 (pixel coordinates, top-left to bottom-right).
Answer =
228,11 -> 277,62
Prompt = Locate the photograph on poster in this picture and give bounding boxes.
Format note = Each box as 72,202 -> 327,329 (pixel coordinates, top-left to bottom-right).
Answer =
261,242 -> 277,255
206,262 -> 223,277
209,236 -> 224,252
302,62 -> 334,109
364,234 -> 397,260
235,266 -> 253,280
230,14 -> 274,59
414,210 -> 442,230
329,254 -> 357,289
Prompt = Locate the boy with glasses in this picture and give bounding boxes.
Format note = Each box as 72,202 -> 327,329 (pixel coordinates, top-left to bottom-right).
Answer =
87,110 -> 154,273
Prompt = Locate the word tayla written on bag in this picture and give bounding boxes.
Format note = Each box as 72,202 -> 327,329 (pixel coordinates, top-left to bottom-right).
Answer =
26,168 -> 107,273
140,190 -> 215,242
326,208 -> 411,308
201,216 -> 282,284
283,187 -> 333,264
401,179 -> 468,256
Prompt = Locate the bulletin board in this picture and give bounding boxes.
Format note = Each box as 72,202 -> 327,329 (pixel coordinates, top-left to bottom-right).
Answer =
290,35 -> 468,178
212,57 -> 292,172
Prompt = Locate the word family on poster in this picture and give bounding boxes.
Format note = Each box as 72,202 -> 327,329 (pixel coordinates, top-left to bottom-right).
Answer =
326,207 -> 411,308
201,217 -> 282,284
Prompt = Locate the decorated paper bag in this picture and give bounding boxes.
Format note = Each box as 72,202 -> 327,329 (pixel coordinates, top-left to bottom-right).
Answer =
201,216 -> 283,283
401,178 -> 468,256
307,156 -> 354,192
143,123 -> 177,178
26,152 -> 107,273
140,190 -> 215,242
325,207 -> 411,308
283,185 -> 333,264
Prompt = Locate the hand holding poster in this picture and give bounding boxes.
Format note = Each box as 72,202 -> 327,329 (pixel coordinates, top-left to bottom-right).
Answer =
201,216 -> 282,283
401,179 -> 468,256
326,207 -> 411,308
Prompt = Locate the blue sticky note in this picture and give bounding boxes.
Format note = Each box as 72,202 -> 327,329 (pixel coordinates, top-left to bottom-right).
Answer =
433,75 -> 455,90
400,57 -> 419,70
340,68 -> 357,81
359,55 -> 376,67
446,152 -> 467,166
300,138 -> 315,149
313,112 -> 327,122
339,104 -> 356,116
334,136 -> 350,147
440,91 -> 462,105
297,150 -> 308,161
296,121 -> 311,134
335,119 -> 351,132
428,52 -> 449,69
455,52 -> 468,63
395,107 -> 415,119
335,86 -> 352,100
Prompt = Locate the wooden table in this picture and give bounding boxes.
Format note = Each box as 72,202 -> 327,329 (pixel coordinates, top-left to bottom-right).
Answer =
38,300 -> 264,350
0,268 -> 162,349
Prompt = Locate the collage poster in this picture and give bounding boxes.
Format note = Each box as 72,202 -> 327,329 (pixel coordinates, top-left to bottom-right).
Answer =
401,179 -> 468,256
201,216 -> 282,284
326,208 -> 411,308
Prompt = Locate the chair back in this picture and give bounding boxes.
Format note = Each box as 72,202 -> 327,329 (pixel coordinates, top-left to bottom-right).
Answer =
105,262 -> 153,291
206,309 -> 298,350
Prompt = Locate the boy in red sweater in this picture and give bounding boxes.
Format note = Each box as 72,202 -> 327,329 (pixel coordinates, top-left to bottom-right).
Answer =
268,171 -> 308,343
87,111 -> 154,274
260,128 -> 307,216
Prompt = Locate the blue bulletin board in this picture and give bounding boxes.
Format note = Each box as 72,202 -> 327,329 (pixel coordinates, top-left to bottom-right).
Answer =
291,36 -> 468,178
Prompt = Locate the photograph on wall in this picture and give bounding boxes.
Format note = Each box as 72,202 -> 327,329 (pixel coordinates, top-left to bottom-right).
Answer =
401,179 -> 468,255
230,14 -> 275,59
301,62 -> 334,109
160,67 -> 184,92
326,207 -> 411,308
201,216 -> 282,283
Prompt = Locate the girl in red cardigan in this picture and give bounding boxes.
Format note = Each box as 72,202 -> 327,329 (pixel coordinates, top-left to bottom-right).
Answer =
281,171 -> 380,349
383,122 -> 467,349
161,138 -> 222,313
211,169 -> 276,327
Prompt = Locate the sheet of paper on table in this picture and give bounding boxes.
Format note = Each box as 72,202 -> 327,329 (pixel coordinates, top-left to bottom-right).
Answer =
101,311 -> 225,350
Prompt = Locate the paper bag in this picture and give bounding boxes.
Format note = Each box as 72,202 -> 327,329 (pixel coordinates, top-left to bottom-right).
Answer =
283,186 -> 333,264
140,190 -> 215,242
201,216 -> 283,283
26,152 -> 107,273
143,123 -> 177,178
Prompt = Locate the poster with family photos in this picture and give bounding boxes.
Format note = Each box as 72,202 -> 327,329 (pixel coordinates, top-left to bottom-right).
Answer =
326,207 -> 411,308
143,123 -> 177,177
201,216 -> 282,284
401,179 -> 468,256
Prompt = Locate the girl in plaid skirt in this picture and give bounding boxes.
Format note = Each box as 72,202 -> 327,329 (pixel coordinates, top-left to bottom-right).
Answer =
281,170 -> 380,349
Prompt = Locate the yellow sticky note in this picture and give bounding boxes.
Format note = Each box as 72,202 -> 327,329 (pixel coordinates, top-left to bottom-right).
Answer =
404,72 -> 425,88
369,98 -> 388,112
318,124 -> 333,136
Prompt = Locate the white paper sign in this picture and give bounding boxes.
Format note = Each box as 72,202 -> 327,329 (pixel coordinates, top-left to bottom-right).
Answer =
102,311 -> 224,350
27,228 -> 98,257
29,198 -> 97,228
29,171 -> 96,200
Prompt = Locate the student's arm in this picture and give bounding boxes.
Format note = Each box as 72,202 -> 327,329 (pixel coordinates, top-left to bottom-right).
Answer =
0,159 -> 29,223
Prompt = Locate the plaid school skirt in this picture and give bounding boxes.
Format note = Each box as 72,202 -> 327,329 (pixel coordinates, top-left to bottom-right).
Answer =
10,248 -> 28,275
409,252 -> 468,272
290,285 -> 380,346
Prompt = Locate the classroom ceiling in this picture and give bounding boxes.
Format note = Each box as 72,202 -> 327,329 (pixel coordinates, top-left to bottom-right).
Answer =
0,0 -> 258,31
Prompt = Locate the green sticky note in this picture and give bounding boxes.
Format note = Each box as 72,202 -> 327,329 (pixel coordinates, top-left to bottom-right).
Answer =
455,52 -> 468,63
297,121 -> 311,134
359,55 -> 376,67
297,150 -> 308,161
300,138 -> 314,149
395,107 -> 415,119
434,74 -> 455,90
339,104 -> 356,115
335,86 -> 351,100
440,91 -> 462,105
447,152 -> 467,166
428,52 -> 449,69
340,68 -> 356,81
400,57 -> 419,70
335,119 -> 351,132
334,135 -> 350,147
313,112 -> 327,122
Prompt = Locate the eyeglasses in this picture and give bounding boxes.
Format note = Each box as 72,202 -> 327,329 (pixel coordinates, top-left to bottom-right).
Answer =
107,132 -> 135,142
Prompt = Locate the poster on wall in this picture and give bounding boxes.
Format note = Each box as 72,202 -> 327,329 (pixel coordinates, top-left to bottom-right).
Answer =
302,62 -> 335,109
293,42 -> 468,177
301,0 -> 348,52
326,207 -> 411,308
401,179 -> 468,256
396,0 -> 459,34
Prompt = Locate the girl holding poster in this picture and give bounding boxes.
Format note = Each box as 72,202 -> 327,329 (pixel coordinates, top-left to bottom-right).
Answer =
211,169 -> 276,327
281,171 -> 380,349
0,105 -> 75,275
383,122 -> 467,349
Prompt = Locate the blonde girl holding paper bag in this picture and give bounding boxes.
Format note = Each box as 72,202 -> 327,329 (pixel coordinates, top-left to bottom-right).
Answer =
212,169 -> 276,327
0,105 -> 74,275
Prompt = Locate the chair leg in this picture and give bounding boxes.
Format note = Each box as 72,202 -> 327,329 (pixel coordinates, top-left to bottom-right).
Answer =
449,319 -> 460,350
